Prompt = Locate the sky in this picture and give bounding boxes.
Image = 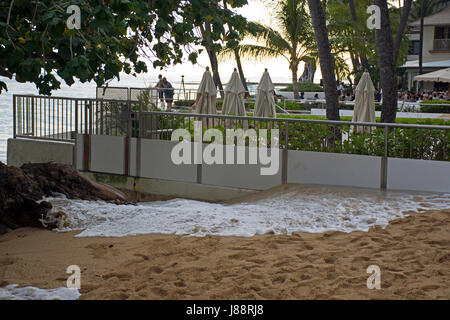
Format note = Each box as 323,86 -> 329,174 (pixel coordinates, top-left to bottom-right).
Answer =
146,0 -> 403,88
117,0 -> 302,88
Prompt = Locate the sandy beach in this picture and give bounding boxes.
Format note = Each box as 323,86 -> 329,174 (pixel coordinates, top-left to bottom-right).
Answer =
0,208 -> 449,300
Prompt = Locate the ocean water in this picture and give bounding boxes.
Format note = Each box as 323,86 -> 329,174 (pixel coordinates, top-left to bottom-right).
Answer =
0,78 -> 96,164
0,284 -> 80,300
45,186 -> 450,238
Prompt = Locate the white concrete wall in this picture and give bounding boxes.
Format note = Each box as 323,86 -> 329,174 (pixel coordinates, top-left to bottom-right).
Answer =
89,135 -> 125,175
139,139 -> 197,183
387,158 -> 450,193
7,138 -> 74,167
287,150 -> 381,189
71,135 -> 449,194
201,145 -> 282,190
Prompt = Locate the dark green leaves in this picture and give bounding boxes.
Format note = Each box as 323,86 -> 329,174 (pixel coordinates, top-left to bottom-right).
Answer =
0,0 -> 248,95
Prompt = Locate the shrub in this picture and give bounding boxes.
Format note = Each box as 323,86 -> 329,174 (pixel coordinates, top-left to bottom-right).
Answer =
419,101 -> 450,113
420,100 -> 450,104
280,82 -> 324,92
140,113 -> 449,161
174,100 -> 195,107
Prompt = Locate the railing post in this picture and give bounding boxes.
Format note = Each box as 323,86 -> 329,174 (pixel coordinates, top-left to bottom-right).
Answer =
75,100 -> 79,134
282,120 -> 289,184
31,96 -> 35,136
136,100 -> 142,177
124,99 -> 131,176
13,95 -> 16,138
84,100 -> 88,134
380,125 -> 388,190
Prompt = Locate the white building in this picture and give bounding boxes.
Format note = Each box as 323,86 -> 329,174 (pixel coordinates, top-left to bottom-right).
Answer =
401,6 -> 450,91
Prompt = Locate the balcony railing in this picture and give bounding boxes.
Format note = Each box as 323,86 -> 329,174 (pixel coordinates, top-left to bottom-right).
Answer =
433,39 -> 450,51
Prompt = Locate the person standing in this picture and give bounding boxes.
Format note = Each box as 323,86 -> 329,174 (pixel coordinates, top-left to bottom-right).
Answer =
162,77 -> 174,111
155,74 -> 165,109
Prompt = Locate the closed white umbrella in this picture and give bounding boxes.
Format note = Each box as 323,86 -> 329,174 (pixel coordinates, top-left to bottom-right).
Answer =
353,71 -> 376,133
253,69 -> 276,118
223,68 -> 247,129
414,67 -> 450,83
223,68 -> 246,116
193,67 -> 217,126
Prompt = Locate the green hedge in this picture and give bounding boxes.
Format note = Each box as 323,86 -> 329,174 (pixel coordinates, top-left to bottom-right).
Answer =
164,116 -> 448,161
174,100 -> 195,107
420,100 -> 450,104
419,100 -> 450,113
280,82 -> 324,92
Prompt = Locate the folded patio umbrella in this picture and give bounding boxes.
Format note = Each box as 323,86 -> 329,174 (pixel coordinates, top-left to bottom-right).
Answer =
194,67 -> 217,127
223,68 -> 246,116
253,69 -> 276,118
353,71 -> 376,133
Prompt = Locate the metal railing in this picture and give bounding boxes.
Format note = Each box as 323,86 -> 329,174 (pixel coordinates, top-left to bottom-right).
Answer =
13,94 -> 138,141
96,85 -> 261,110
96,86 -> 201,104
137,111 -> 449,161
13,94 -> 450,161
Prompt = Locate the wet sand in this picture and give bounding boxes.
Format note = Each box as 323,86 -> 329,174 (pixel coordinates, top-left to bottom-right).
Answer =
0,209 -> 449,300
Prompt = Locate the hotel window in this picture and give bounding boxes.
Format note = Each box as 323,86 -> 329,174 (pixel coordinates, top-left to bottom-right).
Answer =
434,25 -> 450,50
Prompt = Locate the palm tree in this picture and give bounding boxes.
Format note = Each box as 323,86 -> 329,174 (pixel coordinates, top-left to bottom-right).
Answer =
219,0 -> 315,100
371,0 -> 412,123
307,0 -> 340,120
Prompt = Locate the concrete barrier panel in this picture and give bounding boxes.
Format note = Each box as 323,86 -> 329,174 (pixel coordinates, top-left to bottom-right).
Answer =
7,138 -> 74,167
287,150 -> 381,189
89,135 -> 125,175
202,145 -> 282,190
139,139 -> 197,183
387,158 -> 450,193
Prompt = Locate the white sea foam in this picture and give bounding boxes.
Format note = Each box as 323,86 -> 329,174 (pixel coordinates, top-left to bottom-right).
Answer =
45,186 -> 450,238
0,284 -> 80,300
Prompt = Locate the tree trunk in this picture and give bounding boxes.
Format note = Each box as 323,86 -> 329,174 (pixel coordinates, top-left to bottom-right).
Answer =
200,23 -> 225,99
372,0 -> 412,123
349,47 -> 361,78
393,0 -> 413,64
348,0 -> 369,71
307,0 -> 340,120
372,0 -> 397,123
223,0 -> 249,94
291,60 -> 300,100
299,56 -> 316,83
418,0 -> 425,91
234,48 -> 249,94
